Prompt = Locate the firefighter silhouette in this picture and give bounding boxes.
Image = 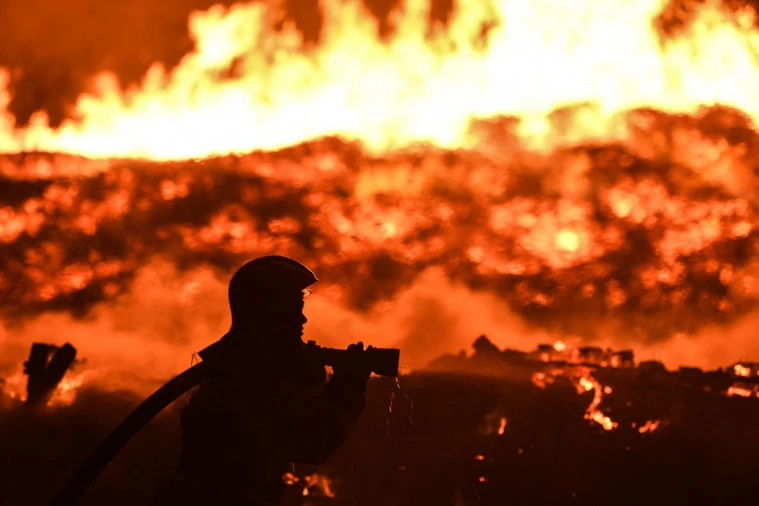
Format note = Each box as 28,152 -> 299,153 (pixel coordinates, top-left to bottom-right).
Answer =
151,256 -> 372,506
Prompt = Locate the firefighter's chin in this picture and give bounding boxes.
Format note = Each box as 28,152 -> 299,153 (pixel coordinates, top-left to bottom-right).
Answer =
270,324 -> 305,346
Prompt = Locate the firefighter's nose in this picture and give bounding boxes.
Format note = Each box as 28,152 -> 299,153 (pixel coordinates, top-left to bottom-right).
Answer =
300,313 -> 307,324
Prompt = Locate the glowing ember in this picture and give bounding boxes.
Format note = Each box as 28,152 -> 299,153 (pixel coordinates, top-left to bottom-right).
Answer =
497,417 -> 507,435
733,364 -> 752,378
283,472 -> 299,485
587,410 -> 618,432
576,372 -> 618,431
638,420 -> 661,433
302,473 -> 336,498
579,377 -> 595,392
727,384 -> 759,398
531,372 -> 554,389
534,366 -> 618,431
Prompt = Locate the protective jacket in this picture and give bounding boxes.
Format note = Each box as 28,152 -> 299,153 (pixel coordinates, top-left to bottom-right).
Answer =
151,329 -> 367,506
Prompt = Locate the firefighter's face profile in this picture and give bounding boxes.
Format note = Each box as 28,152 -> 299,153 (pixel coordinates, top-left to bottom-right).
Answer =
259,291 -> 309,344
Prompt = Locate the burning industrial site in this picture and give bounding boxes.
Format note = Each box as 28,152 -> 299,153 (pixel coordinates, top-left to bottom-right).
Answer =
1,0 -> 758,504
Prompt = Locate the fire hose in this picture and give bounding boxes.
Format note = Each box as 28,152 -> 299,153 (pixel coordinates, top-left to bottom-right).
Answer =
49,340 -> 400,506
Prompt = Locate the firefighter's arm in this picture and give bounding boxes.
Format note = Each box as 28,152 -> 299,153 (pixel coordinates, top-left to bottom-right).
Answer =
281,343 -> 372,465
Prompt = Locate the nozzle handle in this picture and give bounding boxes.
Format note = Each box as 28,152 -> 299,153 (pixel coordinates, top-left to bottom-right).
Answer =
306,341 -> 400,377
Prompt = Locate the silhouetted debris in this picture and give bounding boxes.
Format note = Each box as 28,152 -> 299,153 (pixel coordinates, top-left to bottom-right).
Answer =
1,365 -> 759,506
614,350 -> 635,367
578,346 -> 605,363
637,360 -> 668,377
501,348 -> 528,363
23,342 -> 77,407
427,336 -> 750,399
534,343 -> 554,362
426,351 -> 467,372
472,335 -> 500,357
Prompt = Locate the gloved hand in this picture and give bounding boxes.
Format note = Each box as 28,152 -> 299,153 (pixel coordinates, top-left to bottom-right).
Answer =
332,342 -> 373,385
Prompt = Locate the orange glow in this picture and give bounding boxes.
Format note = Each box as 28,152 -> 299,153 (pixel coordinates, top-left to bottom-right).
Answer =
283,472 -> 300,485
303,473 -> 335,498
0,367 -> 91,407
497,417 -> 507,435
47,370 -> 93,407
555,230 -> 580,252
531,372 -> 552,389
1,369 -> 27,402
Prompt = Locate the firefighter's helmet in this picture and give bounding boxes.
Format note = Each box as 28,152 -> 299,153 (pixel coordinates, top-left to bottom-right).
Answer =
228,255 -> 317,320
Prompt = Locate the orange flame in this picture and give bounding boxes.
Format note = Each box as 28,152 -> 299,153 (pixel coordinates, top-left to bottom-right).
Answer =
2,0 -> 759,159
638,420 -> 661,433
733,364 -> 752,378
1,369 -> 28,402
46,370 -> 94,407
1,367 -> 91,407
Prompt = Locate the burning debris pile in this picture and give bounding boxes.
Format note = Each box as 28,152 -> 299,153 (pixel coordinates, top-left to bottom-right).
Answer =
1,356 -> 758,506
429,334 -> 758,432
726,361 -> 759,398
0,0 -> 758,382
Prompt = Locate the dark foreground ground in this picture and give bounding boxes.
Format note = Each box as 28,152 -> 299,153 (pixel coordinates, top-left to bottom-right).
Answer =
1,368 -> 757,506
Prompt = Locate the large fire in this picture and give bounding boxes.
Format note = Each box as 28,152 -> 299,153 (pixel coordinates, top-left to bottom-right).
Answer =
0,0 -> 758,395
1,0 -> 759,159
